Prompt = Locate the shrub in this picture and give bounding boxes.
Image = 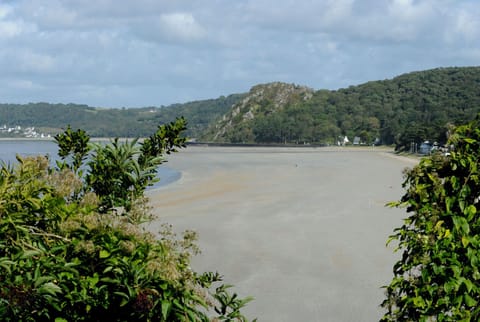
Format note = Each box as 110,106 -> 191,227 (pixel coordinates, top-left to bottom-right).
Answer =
0,119 -> 253,321
381,116 -> 480,321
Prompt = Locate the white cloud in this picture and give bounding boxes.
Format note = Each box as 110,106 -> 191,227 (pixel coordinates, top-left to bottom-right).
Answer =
158,12 -> 206,42
451,7 -> 480,43
18,51 -> 55,73
0,20 -> 22,38
0,0 -> 478,107
0,4 -> 12,19
10,79 -> 40,90
18,0 -> 77,30
320,0 -> 355,26
0,3 -> 35,39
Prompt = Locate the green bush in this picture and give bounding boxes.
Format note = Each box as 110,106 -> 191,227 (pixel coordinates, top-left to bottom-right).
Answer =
0,119 -> 253,321
381,116 -> 480,321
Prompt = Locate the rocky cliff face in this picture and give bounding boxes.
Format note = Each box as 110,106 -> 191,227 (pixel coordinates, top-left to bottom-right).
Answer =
203,82 -> 314,142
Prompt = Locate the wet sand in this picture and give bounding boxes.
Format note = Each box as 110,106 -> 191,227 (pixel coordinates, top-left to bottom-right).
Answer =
146,146 -> 417,321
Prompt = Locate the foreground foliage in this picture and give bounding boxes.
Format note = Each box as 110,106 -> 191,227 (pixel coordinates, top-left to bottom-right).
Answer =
0,119 -> 252,321
381,116 -> 480,320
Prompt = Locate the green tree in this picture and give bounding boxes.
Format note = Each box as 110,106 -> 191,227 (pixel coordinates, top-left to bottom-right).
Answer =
56,118 -> 187,212
55,125 -> 91,173
381,116 -> 480,321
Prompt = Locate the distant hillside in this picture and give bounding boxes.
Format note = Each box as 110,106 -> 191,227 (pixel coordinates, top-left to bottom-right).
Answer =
146,93 -> 245,138
201,67 -> 480,150
2,67 -> 479,149
0,94 -> 244,138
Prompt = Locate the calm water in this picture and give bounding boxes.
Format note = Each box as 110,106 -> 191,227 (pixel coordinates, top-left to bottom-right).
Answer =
0,140 -> 180,188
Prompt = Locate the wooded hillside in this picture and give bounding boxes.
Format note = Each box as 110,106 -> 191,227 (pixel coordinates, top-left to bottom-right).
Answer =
1,67 -> 479,150
202,67 -> 480,150
0,94 -> 244,138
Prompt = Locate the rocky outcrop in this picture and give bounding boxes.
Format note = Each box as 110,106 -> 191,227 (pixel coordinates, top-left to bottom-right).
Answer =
205,82 -> 314,142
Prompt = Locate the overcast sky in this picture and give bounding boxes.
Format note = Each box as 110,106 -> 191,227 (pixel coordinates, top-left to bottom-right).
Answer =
0,0 -> 479,108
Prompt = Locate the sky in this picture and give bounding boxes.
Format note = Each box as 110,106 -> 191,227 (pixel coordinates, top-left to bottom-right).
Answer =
0,0 -> 479,108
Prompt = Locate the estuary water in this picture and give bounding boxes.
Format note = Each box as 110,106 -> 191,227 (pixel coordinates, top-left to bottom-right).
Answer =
0,139 -> 180,188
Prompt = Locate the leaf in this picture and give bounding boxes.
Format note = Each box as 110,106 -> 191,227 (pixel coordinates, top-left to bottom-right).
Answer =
465,294 -> 478,307
114,292 -> 130,307
452,216 -> 470,235
161,301 -> 171,320
34,275 -> 53,288
444,280 -> 456,294
445,197 -> 455,213
451,266 -> 461,277
411,295 -> 426,307
464,205 -> 477,221
444,229 -> 451,238
20,249 -> 42,259
462,236 -> 470,247
99,249 -> 110,259
87,274 -> 99,288
38,282 -> 63,296
463,278 -> 474,293
0,258 -> 15,273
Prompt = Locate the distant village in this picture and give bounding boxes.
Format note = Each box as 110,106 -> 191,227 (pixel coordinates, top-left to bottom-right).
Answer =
0,125 -> 51,138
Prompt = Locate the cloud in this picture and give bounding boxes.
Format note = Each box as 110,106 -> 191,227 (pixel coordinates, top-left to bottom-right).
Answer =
0,4 -> 12,19
0,0 -> 478,107
144,12 -> 207,44
18,51 -> 55,73
0,20 -> 23,38
0,3 -> 34,39
446,3 -> 480,44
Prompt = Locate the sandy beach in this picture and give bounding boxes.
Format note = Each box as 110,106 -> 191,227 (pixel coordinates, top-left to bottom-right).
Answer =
146,146 -> 418,321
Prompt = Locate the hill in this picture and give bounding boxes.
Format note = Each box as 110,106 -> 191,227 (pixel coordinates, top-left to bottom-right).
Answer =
1,67 -> 479,150
0,94 -> 245,138
201,66 -> 480,150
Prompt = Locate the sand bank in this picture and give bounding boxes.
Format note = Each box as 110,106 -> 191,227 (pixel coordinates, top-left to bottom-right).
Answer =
146,146 -> 417,321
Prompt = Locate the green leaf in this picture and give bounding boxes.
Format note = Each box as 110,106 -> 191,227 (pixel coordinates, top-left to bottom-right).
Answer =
55,318 -> 68,322
34,276 -> 53,288
452,216 -> 470,235
20,249 -> 42,259
0,258 -> 15,273
463,278 -> 474,293
161,301 -> 171,320
38,282 -> 62,296
87,274 -> 99,288
462,236 -> 470,247
465,294 -> 477,307
444,280 -> 456,294
99,249 -> 110,259
464,205 -> 477,221
114,291 -> 130,307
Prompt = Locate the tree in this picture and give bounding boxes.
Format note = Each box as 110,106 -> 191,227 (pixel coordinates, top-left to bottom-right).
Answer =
55,118 -> 187,212
55,125 -> 91,173
0,119 -> 253,321
381,116 -> 480,320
